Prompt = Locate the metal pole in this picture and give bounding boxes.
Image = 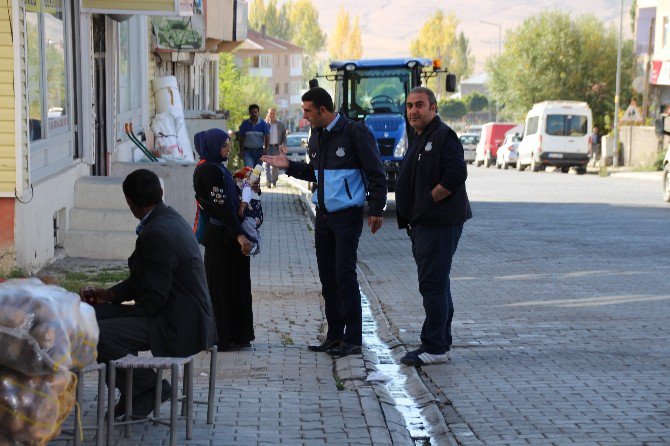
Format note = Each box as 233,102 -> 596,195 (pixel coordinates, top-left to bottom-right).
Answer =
480,20 -> 502,121
612,0 -> 624,167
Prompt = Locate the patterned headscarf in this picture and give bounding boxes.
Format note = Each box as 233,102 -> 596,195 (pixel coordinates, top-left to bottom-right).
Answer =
193,128 -> 230,163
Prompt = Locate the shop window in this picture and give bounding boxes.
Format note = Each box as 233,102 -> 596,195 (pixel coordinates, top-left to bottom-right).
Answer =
117,16 -> 144,140
25,0 -> 75,182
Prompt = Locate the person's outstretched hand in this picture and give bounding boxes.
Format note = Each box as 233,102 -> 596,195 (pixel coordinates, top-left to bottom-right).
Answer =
368,216 -> 383,234
261,153 -> 290,170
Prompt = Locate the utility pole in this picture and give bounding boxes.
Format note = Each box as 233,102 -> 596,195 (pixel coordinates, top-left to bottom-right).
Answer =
642,17 -> 655,120
480,20 -> 502,121
612,0 -> 624,167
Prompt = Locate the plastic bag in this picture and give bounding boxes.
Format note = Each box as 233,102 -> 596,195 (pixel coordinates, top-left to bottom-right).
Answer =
151,111 -> 182,160
0,367 -> 76,445
0,278 -> 99,375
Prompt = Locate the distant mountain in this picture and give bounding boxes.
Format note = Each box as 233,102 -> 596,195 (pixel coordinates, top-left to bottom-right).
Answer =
277,0 -> 630,72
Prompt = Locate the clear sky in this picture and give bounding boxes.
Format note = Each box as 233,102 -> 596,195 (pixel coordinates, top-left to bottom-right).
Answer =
276,0 -> 633,74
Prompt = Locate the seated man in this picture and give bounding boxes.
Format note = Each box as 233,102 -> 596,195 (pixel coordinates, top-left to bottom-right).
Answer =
82,169 -> 218,418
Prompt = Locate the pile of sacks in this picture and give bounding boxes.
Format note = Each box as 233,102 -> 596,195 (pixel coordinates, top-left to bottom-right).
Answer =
0,278 -> 99,445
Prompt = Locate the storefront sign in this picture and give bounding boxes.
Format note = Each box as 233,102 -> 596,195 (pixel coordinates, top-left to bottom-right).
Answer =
80,0 -> 193,16
650,60 -> 670,86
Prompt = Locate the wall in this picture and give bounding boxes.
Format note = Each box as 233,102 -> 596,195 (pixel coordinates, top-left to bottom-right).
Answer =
0,198 -> 14,272
111,162 -> 197,224
619,125 -> 664,167
14,162 -> 89,272
0,0 -> 16,195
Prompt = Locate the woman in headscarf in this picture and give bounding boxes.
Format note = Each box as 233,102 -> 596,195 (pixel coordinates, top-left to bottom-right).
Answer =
193,128 -> 255,351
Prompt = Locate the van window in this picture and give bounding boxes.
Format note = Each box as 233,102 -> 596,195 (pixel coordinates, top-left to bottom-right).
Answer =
526,116 -> 539,135
545,114 -> 588,136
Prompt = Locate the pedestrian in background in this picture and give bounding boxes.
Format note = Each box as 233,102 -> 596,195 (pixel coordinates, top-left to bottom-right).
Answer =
590,126 -> 601,166
265,107 -> 287,188
193,129 -> 256,351
262,87 -> 387,358
238,104 -> 269,167
395,86 -> 472,367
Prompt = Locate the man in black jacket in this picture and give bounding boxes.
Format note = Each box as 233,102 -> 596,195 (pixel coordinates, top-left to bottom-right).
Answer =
84,169 -> 218,417
262,87 -> 387,357
395,87 -> 472,367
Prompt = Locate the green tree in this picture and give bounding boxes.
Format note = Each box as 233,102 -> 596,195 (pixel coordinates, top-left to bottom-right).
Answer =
465,92 -> 488,113
487,11 -> 634,129
450,32 -> 475,81
409,11 -> 460,96
287,0 -> 327,81
438,99 -> 467,121
219,53 -> 276,170
328,6 -> 363,60
248,0 -> 291,40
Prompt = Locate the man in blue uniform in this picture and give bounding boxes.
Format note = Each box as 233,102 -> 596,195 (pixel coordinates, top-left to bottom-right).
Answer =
262,87 -> 387,357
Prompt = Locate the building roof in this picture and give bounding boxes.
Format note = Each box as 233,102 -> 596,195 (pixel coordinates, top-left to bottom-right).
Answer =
460,72 -> 489,85
236,30 -> 303,53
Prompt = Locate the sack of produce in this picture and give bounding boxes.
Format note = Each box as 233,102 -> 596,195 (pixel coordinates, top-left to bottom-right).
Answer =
0,367 -> 77,445
0,278 -> 99,375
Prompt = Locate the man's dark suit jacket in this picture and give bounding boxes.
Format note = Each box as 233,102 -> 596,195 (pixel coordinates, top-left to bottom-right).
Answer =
110,202 -> 217,357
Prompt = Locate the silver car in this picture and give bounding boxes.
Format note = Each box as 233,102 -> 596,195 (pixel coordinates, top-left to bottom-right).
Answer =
459,133 -> 479,164
285,132 -> 309,162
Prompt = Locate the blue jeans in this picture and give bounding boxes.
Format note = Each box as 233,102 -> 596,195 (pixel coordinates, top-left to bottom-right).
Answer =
243,148 -> 263,167
409,223 -> 463,354
314,207 -> 364,345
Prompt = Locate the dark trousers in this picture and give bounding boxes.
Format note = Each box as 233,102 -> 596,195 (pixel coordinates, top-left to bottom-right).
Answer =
95,304 -> 155,398
409,223 -> 463,354
314,207 -> 364,345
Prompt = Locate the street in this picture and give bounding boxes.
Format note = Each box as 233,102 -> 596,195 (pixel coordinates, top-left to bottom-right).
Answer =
359,167 -> 670,444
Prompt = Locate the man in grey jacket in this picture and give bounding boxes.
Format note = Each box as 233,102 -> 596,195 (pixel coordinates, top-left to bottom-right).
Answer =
265,107 -> 287,187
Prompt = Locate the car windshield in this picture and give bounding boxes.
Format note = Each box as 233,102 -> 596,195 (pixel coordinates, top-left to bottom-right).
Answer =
286,134 -> 306,147
336,68 -> 410,119
460,135 -> 479,145
545,114 -> 588,136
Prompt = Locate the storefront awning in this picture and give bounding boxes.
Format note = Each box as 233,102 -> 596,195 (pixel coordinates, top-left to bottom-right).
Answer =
650,60 -> 670,86
80,0 -> 193,16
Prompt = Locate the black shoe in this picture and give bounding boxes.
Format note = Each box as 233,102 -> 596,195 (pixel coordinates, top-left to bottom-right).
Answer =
328,342 -> 362,357
114,379 -> 171,419
308,339 -> 341,352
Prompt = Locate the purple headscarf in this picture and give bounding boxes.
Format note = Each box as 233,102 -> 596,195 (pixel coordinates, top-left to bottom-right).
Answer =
194,128 -> 230,163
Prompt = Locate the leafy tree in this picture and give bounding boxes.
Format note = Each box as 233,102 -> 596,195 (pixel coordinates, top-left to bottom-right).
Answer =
328,6 -> 363,60
409,11 -> 460,96
438,99 -> 467,121
450,32 -> 475,82
487,11 -> 634,129
219,53 -> 276,169
248,0 -> 291,40
465,92 -> 488,113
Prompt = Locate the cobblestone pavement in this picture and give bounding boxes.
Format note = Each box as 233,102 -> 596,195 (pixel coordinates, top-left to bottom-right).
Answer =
48,182 -> 409,446
358,167 -> 670,445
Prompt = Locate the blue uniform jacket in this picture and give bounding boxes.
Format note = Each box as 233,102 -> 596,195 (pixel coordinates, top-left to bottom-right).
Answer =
286,113 -> 387,216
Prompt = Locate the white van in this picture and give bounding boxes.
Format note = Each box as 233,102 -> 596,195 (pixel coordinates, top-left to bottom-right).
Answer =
517,101 -> 592,173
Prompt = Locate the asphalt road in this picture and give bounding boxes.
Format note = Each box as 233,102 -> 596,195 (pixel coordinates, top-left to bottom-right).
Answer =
360,166 -> 670,445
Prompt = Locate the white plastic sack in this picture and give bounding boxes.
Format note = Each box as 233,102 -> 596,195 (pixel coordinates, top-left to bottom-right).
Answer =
151,111 -> 183,161
0,278 -> 99,375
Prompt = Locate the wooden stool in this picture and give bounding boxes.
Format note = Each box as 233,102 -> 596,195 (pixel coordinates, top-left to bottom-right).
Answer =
182,345 -> 217,424
107,355 -> 193,446
60,362 -> 106,446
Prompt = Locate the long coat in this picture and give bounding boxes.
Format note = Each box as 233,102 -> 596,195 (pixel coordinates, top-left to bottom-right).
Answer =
110,202 -> 218,357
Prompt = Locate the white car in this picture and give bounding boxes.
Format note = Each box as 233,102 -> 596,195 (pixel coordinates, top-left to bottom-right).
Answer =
663,145 -> 670,202
285,132 -> 309,162
496,133 -> 522,169
459,133 -> 479,164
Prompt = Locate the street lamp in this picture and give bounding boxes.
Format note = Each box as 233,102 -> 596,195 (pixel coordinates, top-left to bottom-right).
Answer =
480,20 -> 502,121
612,0 -> 624,169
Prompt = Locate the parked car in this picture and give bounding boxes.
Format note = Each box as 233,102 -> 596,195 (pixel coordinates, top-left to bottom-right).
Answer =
475,122 -> 520,167
496,132 -> 522,169
285,132 -> 309,162
517,101 -> 592,173
459,133 -> 479,164
663,145 -> 670,202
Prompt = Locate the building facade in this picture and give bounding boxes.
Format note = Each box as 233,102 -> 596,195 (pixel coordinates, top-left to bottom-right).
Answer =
0,0 -> 247,273
234,29 -> 303,130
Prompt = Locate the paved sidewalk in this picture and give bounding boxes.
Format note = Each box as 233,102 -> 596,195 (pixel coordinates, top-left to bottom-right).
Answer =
47,182 -> 406,445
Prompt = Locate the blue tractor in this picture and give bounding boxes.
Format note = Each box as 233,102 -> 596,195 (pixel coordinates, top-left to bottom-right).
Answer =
311,58 -> 456,191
